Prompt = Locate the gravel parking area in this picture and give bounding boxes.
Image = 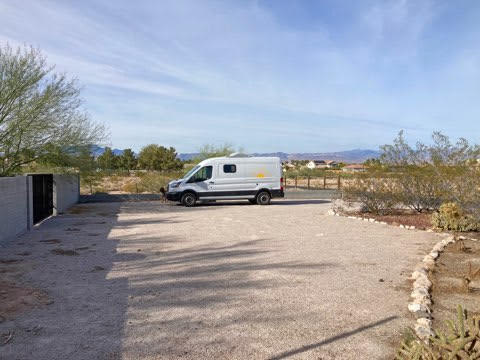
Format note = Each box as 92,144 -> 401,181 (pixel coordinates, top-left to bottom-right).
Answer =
0,200 -> 440,359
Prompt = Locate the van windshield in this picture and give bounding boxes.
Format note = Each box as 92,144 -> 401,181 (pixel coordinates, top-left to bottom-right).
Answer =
182,165 -> 200,179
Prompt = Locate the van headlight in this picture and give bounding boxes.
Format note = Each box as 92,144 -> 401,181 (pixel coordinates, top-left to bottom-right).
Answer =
170,182 -> 181,188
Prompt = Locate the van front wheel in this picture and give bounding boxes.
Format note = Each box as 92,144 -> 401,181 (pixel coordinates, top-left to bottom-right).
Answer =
181,192 -> 197,207
256,191 -> 271,205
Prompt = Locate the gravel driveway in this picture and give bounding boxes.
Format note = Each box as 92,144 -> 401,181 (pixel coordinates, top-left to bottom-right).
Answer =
0,200 -> 439,359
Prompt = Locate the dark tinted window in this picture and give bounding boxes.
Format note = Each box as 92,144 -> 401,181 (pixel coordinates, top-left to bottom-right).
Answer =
189,166 -> 213,182
223,164 -> 236,173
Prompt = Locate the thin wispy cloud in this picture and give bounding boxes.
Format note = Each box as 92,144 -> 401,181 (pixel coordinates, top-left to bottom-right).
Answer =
1,0 -> 478,152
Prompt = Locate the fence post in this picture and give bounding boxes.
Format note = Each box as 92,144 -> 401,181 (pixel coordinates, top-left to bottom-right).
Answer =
337,175 -> 341,189
295,176 -> 298,189
307,176 -> 310,190
323,175 -> 326,189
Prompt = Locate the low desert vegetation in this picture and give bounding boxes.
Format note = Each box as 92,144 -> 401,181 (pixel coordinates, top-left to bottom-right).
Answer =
396,305 -> 480,359
340,131 -> 480,232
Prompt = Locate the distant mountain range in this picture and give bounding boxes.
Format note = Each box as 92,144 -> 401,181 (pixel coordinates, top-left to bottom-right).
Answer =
178,149 -> 381,163
91,146 -> 380,163
91,145 -> 127,157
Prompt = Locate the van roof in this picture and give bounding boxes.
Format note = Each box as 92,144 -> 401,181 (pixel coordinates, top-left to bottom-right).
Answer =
197,156 -> 281,166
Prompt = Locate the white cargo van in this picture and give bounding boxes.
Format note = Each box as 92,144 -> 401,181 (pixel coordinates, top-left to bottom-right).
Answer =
166,153 -> 284,207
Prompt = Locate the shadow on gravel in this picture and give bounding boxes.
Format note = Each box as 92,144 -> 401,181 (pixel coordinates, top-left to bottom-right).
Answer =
119,234 -> 339,357
271,200 -> 330,205
268,315 -> 398,360
0,202 -> 128,360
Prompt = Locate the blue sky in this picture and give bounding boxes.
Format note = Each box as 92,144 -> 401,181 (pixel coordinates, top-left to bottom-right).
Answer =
1,0 -> 479,153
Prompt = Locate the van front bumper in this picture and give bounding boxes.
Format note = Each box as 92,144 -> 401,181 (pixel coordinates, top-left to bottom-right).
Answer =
166,192 -> 182,201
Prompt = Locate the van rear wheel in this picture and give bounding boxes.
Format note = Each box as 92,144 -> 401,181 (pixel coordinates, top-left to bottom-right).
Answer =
256,191 -> 271,205
181,192 -> 197,207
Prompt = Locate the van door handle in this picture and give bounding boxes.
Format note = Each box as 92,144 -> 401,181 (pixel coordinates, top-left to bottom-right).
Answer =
208,181 -> 214,184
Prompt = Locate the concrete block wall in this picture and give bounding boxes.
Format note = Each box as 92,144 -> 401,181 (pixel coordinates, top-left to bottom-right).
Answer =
0,174 -> 79,244
53,174 -> 80,215
0,176 -> 33,244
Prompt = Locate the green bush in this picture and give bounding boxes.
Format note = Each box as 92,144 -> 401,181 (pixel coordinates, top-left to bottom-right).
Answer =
341,172 -> 398,215
396,305 -> 480,359
432,202 -> 480,232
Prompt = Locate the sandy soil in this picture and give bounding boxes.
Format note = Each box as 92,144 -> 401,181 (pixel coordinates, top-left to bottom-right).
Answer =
431,238 -> 480,331
0,200 -> 441,359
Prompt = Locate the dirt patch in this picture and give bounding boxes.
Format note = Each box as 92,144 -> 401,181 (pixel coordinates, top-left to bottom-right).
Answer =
50,248 -> 79,256
368,212 -> 433,230
0,281 -> 53,321
16,252 -> 31,256
431,239 -> 480,331
67,206 -> 92,215
0,259 -> 22,265
90,265 -> 105,272
39,239 -> 61,244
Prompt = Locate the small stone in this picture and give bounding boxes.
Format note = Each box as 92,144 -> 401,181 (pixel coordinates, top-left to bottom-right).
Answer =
411,270 -> 427,280
414,277 -> 432,289
369,218 -> 375,222
379,278 -> 384,282
412,295 -> 431,306
399,224 -> 405,228
426,229 -> 434,232
414,324 -> 434,339
413,311 -> 432,319
417,318 -> 432,327
411,288 -> 429,298
432,243 -> 445,252
414,263 -> 429,272
410,226 -> 416,230
326,209 -> 335,216
408,303 -> 430,313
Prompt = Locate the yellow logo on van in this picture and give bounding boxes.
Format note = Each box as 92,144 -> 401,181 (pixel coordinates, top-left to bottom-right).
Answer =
256,173 -> 265,178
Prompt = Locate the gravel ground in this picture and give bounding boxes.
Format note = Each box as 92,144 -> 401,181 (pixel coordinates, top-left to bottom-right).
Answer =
0,200 -> 440,360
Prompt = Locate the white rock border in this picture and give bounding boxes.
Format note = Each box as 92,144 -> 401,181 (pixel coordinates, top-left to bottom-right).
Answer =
407,235 -> 455,340
327,208 -> 450,340
328,208 -> 480,340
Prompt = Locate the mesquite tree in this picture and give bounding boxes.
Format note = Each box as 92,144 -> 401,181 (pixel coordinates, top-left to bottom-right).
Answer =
0,44 -> 106,176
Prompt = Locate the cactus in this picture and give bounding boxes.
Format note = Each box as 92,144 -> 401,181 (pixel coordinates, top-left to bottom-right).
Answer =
396,305 -> 480,359
432,202 -> 480,232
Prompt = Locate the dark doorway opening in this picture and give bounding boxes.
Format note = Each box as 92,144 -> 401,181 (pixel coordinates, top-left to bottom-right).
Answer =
31,174 -> 53,224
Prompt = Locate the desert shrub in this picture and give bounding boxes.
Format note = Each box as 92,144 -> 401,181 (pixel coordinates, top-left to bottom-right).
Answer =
396,305 -> 480,359
120,171 -> 182,193
432,202 -> 480,232
393,165 -> 444,212
341,171 -> 398,215
137,172 -> 170,193
122,180 -> 139,193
